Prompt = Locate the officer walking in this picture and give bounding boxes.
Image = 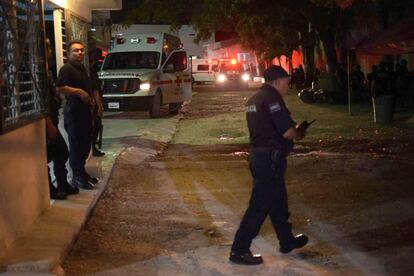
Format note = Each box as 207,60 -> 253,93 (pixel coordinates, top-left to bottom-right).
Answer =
230,65 -> 308,265
56,40 -> 99,190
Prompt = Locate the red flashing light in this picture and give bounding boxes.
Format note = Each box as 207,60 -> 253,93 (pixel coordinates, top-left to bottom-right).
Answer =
147,37 -> 157,44
116,37 -> 125,44
230,58 -> 237,65
102,50 -> 107,57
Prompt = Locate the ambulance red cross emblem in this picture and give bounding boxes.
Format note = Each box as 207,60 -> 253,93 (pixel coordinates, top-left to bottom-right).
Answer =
175,76 -> 182,87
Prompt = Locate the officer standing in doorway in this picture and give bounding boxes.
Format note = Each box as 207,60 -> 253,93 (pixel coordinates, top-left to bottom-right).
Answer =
45,38 -> 79,199
230,65 -> 308,265
56,40 -> 99,190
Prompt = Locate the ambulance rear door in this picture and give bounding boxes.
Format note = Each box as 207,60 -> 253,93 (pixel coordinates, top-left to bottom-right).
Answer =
161,50 -> 192,103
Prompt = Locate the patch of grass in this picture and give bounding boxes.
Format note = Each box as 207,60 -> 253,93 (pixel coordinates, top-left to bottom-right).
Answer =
174,89 -> 414,145
285,92 -> 414,141
173,112 -> 249,145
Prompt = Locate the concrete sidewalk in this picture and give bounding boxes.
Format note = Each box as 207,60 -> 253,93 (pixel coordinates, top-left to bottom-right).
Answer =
0,113 -> 180,275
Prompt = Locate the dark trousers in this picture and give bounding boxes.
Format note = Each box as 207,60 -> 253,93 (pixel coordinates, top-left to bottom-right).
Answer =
64,106 -> 92,177
231,149 -> 293,254
47,130 -> 69,191
92,116 -> 102,148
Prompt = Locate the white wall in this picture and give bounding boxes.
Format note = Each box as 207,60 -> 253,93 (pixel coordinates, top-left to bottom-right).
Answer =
48,0 -> 92,21
47,0 -> 121,20
0,120 -> 49,259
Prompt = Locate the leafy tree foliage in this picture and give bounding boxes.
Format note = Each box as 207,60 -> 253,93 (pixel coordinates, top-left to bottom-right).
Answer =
124,0 -> 413,74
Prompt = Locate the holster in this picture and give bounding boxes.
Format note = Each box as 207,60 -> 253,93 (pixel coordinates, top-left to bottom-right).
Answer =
270,148 -> 282,163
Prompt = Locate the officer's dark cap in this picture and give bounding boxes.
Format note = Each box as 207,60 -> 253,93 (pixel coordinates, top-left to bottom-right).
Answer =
263,65 -> 289,81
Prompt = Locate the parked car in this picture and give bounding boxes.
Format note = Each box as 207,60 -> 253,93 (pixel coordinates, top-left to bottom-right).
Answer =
215,60 -> 250,90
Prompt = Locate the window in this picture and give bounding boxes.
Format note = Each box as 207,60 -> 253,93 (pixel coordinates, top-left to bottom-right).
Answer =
165,51 -> 187,72
102,52 -> 160,70
197,65 -> 209,71
0,0 -> 48,134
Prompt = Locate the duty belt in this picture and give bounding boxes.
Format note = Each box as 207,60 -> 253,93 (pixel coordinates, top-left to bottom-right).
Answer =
251,146 -> 284,162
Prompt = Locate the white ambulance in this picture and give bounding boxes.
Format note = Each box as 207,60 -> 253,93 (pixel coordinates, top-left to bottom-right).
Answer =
191,58 -> 219,85
99,33 -> 192,117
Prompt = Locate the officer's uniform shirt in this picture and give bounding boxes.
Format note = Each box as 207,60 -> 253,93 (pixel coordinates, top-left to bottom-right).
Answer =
56,60 -> 93,111
245,83 -> 295,155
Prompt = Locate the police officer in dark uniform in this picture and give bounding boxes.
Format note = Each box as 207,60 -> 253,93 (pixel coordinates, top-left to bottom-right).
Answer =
45,38 -> 79,199
56,40 -> 99,190
230,65 -> 308,265
89,59 -> 105,157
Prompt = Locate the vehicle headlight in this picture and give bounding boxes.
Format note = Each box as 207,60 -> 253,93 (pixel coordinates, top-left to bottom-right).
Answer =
217,74 -> 227,83
241,73 -> 250,82
140,82 -> 151,90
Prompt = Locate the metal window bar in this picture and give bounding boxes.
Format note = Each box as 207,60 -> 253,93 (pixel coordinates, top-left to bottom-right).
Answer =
0,0 -> 48,134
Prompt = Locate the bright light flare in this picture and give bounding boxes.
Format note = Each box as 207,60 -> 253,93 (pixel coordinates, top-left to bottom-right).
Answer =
140,82 -> 151,90
217,74 -> 227,83
241,73 -> 250,82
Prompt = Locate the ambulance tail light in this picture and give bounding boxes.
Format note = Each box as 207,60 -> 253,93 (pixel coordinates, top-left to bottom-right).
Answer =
116,37 -> 125,44
147,37 -> 157,44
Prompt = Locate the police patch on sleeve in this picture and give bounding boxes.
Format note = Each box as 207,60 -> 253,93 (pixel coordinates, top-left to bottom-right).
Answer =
269,102 -> 281,113
246,105 -> 257,112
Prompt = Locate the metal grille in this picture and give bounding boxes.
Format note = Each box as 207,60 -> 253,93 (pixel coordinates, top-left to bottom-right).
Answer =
103,79 -> 140,94
227,73 -> 241,81
0,0 -> 48,134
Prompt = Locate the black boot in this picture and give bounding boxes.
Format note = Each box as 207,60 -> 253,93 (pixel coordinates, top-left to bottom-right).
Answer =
50,186 -> 67,200
56,175 -> 79,195
49,176 -> 67,200
280,234 -> 309,254
62,181 -> 79,195
229,250 -> 263,265
84,172 -> 98,184
93,146 -> 105,157
72,175 -> 94,190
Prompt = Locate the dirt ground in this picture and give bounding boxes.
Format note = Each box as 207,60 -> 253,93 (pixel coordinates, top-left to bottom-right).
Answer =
63,87 -> 414,275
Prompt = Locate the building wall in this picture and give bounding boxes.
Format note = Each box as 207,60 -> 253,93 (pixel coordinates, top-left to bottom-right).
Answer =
48,0 -> 92,21
0,119 -> 49,259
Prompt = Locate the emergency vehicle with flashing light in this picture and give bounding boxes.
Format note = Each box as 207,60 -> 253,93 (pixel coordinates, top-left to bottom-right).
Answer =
215,58 -> 250,90
191,58 -> 219,85
98,33 -> 192,117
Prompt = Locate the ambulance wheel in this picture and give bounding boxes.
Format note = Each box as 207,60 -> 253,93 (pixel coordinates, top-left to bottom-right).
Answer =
149,91 -> 162,118
169,102 -> 183,115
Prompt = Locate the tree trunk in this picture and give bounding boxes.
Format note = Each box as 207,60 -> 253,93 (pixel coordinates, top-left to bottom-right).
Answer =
303,29 -> 316,87
320,31 -> 338,75
304,42 -> 315,86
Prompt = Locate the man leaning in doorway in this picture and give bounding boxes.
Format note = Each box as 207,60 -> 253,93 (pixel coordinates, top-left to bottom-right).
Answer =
56,40 -> 100,189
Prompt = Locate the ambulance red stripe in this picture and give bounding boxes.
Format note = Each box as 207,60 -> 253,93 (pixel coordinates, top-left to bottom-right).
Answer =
152,80 -> 173,85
